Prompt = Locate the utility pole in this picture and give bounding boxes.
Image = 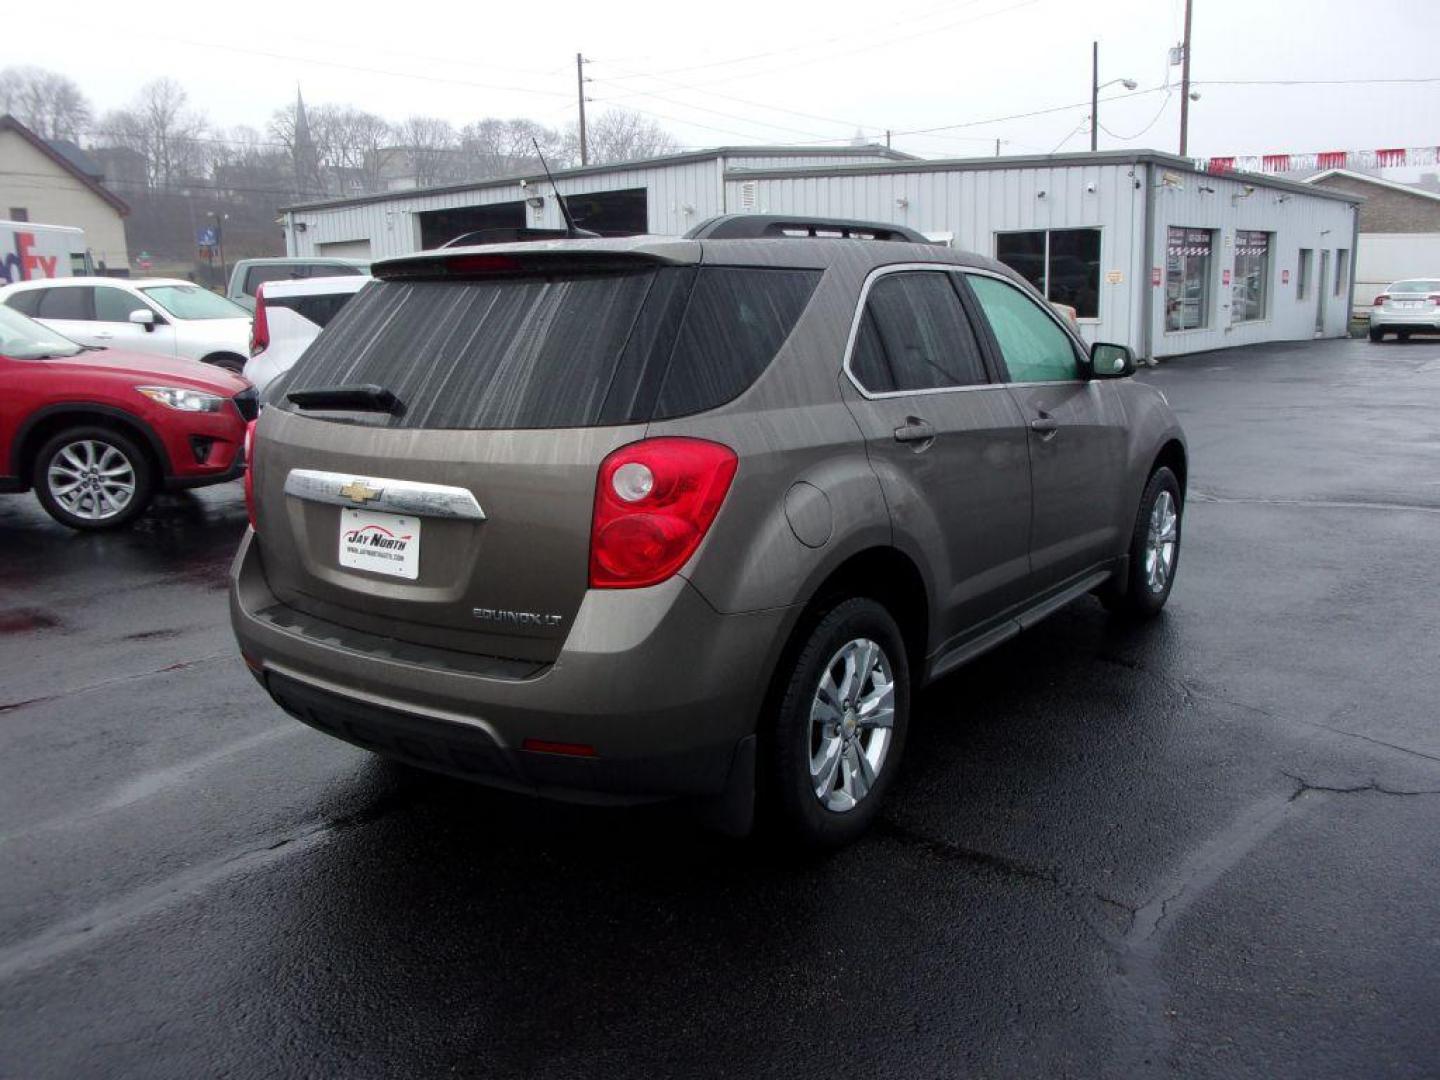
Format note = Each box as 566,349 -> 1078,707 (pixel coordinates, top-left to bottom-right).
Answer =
1091,41 -> 1099,153
1178,0 -> 1194,157
576,53 -> 589,167
885,129 -> 891,149
995,138 -> 1001,157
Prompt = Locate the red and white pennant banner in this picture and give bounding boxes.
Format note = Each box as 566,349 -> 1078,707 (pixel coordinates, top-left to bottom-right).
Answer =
1197,146 -> 1439,175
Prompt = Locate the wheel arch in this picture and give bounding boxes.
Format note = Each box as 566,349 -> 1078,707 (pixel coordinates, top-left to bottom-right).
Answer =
13,404 -> 169,486
201,351 -> 247,372
1152,437 -> 1188,497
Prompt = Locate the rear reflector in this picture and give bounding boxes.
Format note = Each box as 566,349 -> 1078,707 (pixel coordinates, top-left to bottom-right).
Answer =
521,738 -> 598,757
243,420 -> 258,532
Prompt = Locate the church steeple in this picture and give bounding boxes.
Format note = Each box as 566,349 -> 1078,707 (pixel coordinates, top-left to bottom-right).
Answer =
292,86 -> 320,196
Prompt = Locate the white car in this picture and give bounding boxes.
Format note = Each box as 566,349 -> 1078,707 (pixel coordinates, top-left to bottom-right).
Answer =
1369,278 -> 1440,342
245,274 -> 370,394
0,276 -> 252,372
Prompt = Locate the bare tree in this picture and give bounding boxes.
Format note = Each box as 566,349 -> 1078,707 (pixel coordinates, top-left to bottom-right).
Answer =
0,66 -> 93,142
458,118 -> 571,179
396,116 -> 458,188
584,109 -> 679,165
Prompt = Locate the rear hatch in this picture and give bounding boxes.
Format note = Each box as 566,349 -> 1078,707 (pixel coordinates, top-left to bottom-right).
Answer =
250,244 -> 820,664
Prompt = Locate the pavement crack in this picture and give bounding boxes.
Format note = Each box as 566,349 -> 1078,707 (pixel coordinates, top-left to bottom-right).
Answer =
0,651 -> 231,713
1282,772 -> 1440,801
1189,489 -> 1440,515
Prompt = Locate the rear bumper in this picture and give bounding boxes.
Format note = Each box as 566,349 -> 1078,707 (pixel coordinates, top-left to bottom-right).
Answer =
1372,309 -> 1440,331
229,529 -> 795,800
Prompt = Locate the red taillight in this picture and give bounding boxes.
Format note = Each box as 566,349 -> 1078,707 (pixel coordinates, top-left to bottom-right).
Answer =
249,284 -> 269,356
243,420 -> 258,532
521,738 -> 597,757
447,253 -> 523,275
1373,294 -> 1389,306
1429,295 -> 1440,305
589,437 -> 738,589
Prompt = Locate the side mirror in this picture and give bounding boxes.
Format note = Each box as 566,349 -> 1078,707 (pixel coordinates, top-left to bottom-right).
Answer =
129,308 -> 156,332
1090,342 -> 1135,378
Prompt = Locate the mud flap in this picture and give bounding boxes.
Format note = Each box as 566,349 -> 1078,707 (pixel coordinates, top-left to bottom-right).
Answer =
692,734 -> 756,838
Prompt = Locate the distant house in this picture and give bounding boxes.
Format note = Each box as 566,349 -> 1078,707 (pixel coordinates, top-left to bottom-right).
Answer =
1304,169 -> 1440,307
0,114 -> 131,272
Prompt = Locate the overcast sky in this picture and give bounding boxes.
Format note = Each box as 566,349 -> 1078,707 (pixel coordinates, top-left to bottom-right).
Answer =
12,0 -> 1440,168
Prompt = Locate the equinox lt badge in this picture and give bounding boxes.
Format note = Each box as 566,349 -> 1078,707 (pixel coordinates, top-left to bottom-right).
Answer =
473,607 -> 564,629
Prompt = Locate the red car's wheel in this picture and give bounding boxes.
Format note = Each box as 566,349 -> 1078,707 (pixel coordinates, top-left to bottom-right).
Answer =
32,426 -> 155,530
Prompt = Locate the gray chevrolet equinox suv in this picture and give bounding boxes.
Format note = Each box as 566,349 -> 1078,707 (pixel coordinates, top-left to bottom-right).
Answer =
231,215 -> 1186,848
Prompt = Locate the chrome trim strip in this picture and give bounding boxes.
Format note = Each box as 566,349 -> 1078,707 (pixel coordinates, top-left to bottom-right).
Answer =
839,263 -> 1092,402
283,469 -> 485,520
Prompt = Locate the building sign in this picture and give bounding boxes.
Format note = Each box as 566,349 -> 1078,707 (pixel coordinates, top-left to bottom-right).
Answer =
1152,267 -> 1162,286
1106,270 -> 1123,284
1282,269 -> 1290,285
1223,268 -> 1231,286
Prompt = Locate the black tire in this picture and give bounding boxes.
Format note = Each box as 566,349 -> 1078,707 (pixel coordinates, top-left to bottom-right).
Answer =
1368,327 -> 1384,343
765,597 -> 911,850
1102,466 -> 1182,619
31,425 -> 156,530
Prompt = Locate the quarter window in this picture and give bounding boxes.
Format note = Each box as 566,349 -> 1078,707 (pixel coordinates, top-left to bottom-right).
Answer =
849,271 -> 988,393
995,228 -> 1101,319
36,286 -> 92,321
1231,231 -> 1270,324
967,274 -> 1079,383
5,289 -> 42,316
1166,227 -> 1213,332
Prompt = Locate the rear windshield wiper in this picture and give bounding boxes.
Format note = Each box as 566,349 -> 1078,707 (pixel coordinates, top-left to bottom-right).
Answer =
286,384 -> 405,415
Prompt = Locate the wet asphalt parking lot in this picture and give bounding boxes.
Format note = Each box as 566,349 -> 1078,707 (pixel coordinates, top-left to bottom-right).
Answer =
2,335 -> 1439,1079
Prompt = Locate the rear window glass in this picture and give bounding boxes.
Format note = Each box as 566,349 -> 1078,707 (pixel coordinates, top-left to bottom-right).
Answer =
1390,280 -> 1440,293
280,266 -> 820,430
269,292 -> 355,330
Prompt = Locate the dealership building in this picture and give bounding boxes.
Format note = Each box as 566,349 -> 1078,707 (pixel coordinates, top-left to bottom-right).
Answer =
282,146 -> 1361,361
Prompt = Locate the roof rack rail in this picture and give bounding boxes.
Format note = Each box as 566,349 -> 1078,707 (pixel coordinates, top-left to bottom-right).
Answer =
684,214 -> 934,244
441,226 -> 581,248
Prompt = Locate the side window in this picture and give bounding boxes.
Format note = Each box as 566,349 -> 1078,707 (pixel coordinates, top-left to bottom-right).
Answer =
850,271 -> 988,393
94,286 -> 144,322
271,292 -> 356,330
967,275 -> 1079,383
5,290 -> 43,316
37,286 -> 93,321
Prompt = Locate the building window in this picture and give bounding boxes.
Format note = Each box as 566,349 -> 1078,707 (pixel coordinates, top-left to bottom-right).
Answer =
1231,230 -> 1271,324
994,228 -> 1101,319
1165,227 -> 1213,332
8,208 -> 28,222
1297,248 -> 1313,299
1335,249 -> 1350,297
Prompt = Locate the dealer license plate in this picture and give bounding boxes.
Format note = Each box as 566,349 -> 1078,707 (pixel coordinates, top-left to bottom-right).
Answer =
1397,300 -> 1423,309
339,508 -> 421,580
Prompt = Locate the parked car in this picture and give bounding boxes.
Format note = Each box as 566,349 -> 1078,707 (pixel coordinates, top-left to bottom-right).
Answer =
0,303 -> 255,529
1368,279 -> 1440,342
0,277 -> 252,373
231,215 -> 1187,848
226,257 -> 370,312
245,275 -> 371,395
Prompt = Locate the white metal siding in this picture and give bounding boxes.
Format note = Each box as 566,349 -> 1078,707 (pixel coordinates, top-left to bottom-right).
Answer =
1148,171 -> 1357,355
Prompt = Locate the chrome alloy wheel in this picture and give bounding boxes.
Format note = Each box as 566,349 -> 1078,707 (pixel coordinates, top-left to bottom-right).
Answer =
809,637 -> 896,813
46,439 -> 137,522
1144,489 -> 1179,594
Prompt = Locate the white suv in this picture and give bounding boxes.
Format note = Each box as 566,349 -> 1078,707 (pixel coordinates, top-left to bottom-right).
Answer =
0,277 -> 252,372
244,275 -> 370,394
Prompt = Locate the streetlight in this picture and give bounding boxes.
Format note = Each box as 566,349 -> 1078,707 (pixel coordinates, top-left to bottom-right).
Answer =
1090,41 -> 1138,152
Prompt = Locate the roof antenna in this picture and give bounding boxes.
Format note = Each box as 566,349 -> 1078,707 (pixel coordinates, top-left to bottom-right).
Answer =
533,138 -> 597,239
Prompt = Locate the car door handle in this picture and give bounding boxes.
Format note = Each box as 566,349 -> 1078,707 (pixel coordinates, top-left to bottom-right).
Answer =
893,418 -> 936,445
93,331 -> 114,339
1029,414 -> 1059,436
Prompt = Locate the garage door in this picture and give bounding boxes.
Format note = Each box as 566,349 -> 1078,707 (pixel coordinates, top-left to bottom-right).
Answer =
316,239 -> 372,259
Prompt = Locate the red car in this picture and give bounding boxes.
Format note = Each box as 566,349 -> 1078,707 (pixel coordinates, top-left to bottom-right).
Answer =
0,303 -> 255,530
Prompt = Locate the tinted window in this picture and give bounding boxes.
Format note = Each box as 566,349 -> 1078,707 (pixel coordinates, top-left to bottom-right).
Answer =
968,274 -> 1079,383
270,292 -> 355,330
849,271 -> 987,393
653,268 -> 819,418
282,266 -> 817,430
1048,229 -> 1100,319
37,286 -> 92,321
245,265 -> 307,295
95,286 -> 144,322
5,290 -> 42,316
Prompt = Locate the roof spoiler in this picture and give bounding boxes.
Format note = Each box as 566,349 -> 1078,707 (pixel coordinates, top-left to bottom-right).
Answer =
375,249 -> 675,281
685,214 -> 935,244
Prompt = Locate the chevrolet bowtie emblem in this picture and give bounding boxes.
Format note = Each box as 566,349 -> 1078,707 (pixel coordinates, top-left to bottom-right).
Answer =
339,480 -> 383,504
